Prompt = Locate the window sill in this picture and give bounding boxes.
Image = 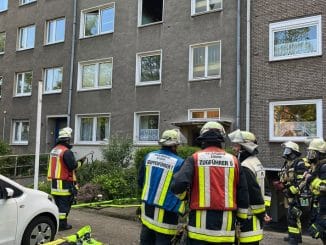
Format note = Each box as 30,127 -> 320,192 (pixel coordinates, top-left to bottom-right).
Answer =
14,94 -> 32,98
138,21 -> 163,28
10,143 -> 28,146
0,9 -> 8,14
43,91 -> 62,95
74,142 -> 108,146
269,52 -> 322,62
135,81 -> 161,87
0,52 -> 4,55
77,87 -> 112,92
188,76 -> 220,82
79,31 -> 114,40
44,41 -> 65,46
19,1 -> 37,7
134,142 -> 159,146
16,47 -> 34,52
191,8 -> 223,17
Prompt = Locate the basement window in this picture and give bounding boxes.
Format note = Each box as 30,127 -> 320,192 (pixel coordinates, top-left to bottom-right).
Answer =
138,0 -> 163,26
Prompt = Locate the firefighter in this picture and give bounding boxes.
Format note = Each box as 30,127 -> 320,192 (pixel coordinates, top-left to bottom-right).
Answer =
228,129 -> 271,245
47,127 -> 85,231
138,129 -> 186,245
171,122 -> 249,244
278,141 -> 309,245
303,138 -> 326,244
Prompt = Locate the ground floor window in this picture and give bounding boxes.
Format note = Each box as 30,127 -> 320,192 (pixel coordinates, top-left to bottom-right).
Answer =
269,99 -> 323,142
76,114 -> 110,144
12,120 -> 29,144
134,112 -> 159,144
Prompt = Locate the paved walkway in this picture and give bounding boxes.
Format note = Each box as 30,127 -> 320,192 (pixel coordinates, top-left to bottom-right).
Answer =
56,208 -> 323,245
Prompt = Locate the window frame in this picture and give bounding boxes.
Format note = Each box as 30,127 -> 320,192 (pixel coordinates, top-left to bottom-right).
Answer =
137,0 -> 164,27
43,66 -> 63,94
188,108 -> 221,121
11,120 -> 29,145
0,76 -> 3,98
0,32 -> 5,54
0,0 -> 7,13
134,111 -> 160,145
269,99 -> 323,142
136,50 -> 162,86
14,71 -> 32,97
269,15 -> 322,61
19,0 -> 36,6
189,41 -> 222,81
77,58 -> 113,91
191,0 -> 223,16
17,25 -> 36,51
80,2 -> 115,39
75,113 -> 111,145
45,17 -> 66,45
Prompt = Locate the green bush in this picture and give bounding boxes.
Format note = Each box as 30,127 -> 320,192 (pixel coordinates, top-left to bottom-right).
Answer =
38,181 -> 51,194
102,136 -> 133,168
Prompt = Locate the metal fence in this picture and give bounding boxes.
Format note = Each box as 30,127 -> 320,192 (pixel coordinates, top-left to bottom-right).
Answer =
0,153 -> 49,179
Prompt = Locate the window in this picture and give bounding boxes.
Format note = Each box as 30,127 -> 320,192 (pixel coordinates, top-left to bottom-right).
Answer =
269,99 -> 323,142
269,15 -> 322,61
0,32 -> 5,54
81,3 -> 115,38
18,25 -> 35,50
20,0 -> 36,5
76,114 -> 110,144
136,50 -> 162,86
12,120 -> 29,144
138,0 -> 163,26
189,41 -> 221,80
78,58 -> 112,90
15,71 -> 32,96
134,112 -> 159,144
189,108 -> 220,120
44,67 -> 62,93
191,0 -> 222,15
0,76 -> 2,98
46,18 -> 65,44
0,0 -> 8,12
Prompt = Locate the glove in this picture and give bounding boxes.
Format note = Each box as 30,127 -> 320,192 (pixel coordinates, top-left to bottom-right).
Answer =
290,206 -> 302,218
289,185 -> 299,195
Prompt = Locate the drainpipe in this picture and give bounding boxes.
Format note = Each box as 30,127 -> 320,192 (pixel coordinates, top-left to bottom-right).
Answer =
245,0 -> 251,131
67,0 -> 77,127
236,0 -> 241,128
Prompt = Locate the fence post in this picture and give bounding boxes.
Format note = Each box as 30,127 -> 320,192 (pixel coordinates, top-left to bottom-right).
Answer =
14,156 -> 17,179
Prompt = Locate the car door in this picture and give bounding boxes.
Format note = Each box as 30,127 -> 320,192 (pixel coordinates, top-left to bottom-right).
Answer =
0,180 -> 18,245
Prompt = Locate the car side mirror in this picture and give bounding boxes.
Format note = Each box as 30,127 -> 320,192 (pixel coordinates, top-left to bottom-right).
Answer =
4,188 -> 14,199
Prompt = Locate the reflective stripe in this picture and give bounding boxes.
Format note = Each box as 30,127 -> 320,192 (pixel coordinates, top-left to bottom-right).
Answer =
227,211 -> 232,231
239,234 -> 263,243
55,157 -> 61,179
201,211 -> 207,229
141,204 -> 178,235
253,216 -> 257,231
178,200 -> 185,214
288,226 -> 300,234
141,166 -> 151,200
224,168 -> 230,208
251,204 -> 265,214
158,171 -> 173,206
198,166 -> 205,207
158,208 -> 164,223
196,210 -> 201,228
51,191 -> 71,196
155,169 -> 167,204
59,213 -> 66,220
188,225 -> 235,243
228,167 -> 234,209
237,209 -> 248,219
239,217 -> 263,243
204,167 -> 210,206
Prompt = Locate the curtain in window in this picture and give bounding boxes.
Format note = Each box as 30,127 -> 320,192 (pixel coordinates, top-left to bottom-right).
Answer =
96,117 -> 109,141
82,64 -> 96,88
80,118 -> 93,141
85,11 -> 99,36
99,62 -> 112,87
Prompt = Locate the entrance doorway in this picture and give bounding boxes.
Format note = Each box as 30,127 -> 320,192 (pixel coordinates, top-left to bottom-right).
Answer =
47,116 -> 67,151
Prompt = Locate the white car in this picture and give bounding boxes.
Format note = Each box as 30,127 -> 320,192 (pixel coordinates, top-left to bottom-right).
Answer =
0,174 -> 59,245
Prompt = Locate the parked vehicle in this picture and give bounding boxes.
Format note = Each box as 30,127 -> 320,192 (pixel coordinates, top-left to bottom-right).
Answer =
0,174 -> 59,245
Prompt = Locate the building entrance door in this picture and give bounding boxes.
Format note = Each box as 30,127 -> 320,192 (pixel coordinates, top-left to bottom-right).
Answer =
47,117 -> 67,151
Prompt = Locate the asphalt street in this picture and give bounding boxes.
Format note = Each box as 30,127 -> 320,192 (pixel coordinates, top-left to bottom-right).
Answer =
56,209 -> 323,245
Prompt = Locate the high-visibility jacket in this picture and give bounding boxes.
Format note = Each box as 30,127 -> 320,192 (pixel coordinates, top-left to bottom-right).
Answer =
190,147 -> 239,210
141,149 -> 185,235
47,145 -> 76,196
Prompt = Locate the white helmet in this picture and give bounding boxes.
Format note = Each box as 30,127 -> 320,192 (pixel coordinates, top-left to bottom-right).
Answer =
228,129 -> 258,154
58,127 -> 73,139
282,141 -> 300,153
159,129 -> 180,146
308,138 -> 326,153
197,121 -> 226,143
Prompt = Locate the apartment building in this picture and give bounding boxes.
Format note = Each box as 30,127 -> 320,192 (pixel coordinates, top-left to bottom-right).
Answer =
0,0 -> 241,157
250,0 -> 326,219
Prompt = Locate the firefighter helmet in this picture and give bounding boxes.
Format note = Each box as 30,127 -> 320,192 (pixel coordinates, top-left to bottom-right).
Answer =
197,121 -> 226,142
159,129 -> 181,146
228,129 -> 258,154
